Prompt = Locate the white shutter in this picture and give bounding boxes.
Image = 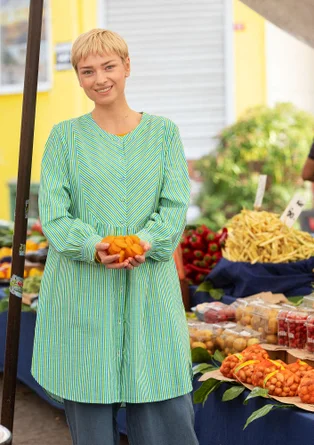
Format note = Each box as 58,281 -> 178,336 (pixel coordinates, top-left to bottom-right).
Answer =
100,0 -> 233,159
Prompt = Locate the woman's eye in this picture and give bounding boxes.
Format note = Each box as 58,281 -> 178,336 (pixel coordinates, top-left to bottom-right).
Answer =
106,65 -> 114,70
83,70 -> 93,75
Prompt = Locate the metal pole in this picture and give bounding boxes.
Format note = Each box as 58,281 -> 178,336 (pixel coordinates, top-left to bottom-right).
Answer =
1,0 -> 44,439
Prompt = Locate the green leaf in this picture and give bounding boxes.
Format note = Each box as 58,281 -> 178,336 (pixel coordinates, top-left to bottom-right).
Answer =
193,363 -> 217,376
243,387 -> 269,405
213,350 -> 225,364
195,281 -> 213,293
195,281 -> 224,300
222,385 -> 245,402
243,405 -> 274,430
193,378 -> 222,406
191,347 -> 212,364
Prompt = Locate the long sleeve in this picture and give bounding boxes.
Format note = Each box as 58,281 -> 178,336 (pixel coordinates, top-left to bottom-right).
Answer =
136,124 -> 190,261
39,125 -> 103,262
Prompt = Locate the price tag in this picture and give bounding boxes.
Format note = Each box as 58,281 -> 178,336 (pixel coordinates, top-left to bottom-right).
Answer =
280,193 -> 306,227
254,175 -> 267,210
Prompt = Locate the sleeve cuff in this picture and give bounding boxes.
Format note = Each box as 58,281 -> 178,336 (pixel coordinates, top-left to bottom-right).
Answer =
82,234 -> 104,263
136,229 -> 155,258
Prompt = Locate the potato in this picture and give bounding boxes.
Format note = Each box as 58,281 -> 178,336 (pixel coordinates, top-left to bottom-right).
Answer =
191,341 -> 207,349
266,334 -> 278,345
247,338 -> 260,347
233,337 -> 247,352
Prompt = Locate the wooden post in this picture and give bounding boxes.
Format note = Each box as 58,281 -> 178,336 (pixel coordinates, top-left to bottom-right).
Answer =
1,0 -> 44,439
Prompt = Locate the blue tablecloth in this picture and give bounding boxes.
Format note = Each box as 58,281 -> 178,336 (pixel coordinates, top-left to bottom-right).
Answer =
0,311 -> 313,443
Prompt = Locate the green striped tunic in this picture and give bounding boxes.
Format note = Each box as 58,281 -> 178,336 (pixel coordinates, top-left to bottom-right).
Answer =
31,112 -> 193,403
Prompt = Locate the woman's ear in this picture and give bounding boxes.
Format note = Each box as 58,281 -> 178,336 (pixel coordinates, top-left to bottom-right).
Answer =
124,57 -> 131,78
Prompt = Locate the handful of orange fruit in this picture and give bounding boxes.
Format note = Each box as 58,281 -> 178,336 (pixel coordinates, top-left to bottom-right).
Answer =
101,235 -> 144,263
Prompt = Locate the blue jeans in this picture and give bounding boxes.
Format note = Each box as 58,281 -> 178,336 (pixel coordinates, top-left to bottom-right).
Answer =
64,393 -> 199,445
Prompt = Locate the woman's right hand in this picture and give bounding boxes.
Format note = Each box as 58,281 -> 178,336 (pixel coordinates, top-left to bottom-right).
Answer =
95,242 -> 129,269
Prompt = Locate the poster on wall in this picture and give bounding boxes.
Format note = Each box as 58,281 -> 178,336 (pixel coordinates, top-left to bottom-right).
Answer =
0,0 -> 51,94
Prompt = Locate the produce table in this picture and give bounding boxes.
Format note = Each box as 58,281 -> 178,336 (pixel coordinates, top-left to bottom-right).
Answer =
0,311 -> 313,443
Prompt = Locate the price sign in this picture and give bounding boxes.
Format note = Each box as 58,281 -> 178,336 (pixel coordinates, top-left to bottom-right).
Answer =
254,175 -> 267,210
280,193 -> 307,227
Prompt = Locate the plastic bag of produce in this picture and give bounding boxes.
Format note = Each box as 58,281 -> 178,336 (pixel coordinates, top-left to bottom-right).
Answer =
251,303 -> 281,344
220,354 -> 243,379
188,322 -> 215,355
298,370 -> 314,403
263,368 -> 300,397
252,359 -> 286,387
203,302 -> 235,323
218,326 -> 261,356
287,359 -> 313,379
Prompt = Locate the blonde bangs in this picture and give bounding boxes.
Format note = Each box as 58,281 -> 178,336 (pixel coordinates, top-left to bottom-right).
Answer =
71,29 -> 129,71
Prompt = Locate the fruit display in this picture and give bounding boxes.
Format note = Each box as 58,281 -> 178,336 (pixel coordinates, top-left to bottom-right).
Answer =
180,225 -> 227,285
203,302 -> 235,324
217,326 -> 261,356
241,344 -> 269,360
223,209 -> 314,263
251,359 -> 287,387
99,235 -> 144,264
287,310 -> 313,349
250,304 -> 281,344
287,359 -> 313,379
234,300 -> 263,330
23,276 -> 42,295
263,368 -> 300,397
277,306 -> 297,347
302,295 -> 314,309
298,370 -> 314,404
233,358 -> 261,384
220,353 -> 243,379
306,315 -> 314,353
188,321 -> 215,355
194,302 -> 222,321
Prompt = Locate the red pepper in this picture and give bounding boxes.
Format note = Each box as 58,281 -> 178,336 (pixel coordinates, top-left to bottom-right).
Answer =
208,242 -> 219,252
193,250 -> 204,259
195,273 -> 207,284
192,259 -> 203,267
189,264 -> 211,275
189,234 -> 204,250
196,225 -> 210,238
206,232 -> 217,242
218,228 -> 228,247
211,252 -> 222,262
203,253 -> 212,264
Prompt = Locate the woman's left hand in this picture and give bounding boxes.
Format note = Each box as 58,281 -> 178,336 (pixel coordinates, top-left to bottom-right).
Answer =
125,240 -> 151,270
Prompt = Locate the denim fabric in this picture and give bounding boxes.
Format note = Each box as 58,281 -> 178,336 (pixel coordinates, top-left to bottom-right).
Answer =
64,393 -> 199,445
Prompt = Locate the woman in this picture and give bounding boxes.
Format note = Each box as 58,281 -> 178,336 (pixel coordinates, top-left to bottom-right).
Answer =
31,29 -> 198,445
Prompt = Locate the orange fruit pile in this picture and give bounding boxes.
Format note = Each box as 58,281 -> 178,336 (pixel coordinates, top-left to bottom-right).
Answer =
102,235 -> 144,263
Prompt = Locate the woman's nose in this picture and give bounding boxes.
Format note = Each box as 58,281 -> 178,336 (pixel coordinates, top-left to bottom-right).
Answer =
95,71 -> 108,84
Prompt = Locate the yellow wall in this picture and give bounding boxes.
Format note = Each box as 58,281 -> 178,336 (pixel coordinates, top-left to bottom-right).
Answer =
233,0 -> 267,117
0,0 -> 97,220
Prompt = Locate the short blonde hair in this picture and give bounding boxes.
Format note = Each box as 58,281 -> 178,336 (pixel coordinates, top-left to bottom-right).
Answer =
71,29 -> 129,71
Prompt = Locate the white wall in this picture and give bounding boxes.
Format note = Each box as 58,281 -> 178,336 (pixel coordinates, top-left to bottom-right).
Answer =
266,21 -> 314,114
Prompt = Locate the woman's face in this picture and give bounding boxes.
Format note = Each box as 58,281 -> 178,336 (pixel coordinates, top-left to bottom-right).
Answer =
76,52 -> 130,106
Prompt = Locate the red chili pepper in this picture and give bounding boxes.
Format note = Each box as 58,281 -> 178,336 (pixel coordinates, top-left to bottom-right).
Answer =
211,252 -> 222,262
196,225 -> 210,237
189,264 -> 211,274
203,253 -> 212,264
189,234 -> 204,250
218,228 -> 228,247
192,259 -> 203,267
195,273 -> 207,284
193,250 -> 204,259
206,232 -> 217,242
208,242 -> 219,252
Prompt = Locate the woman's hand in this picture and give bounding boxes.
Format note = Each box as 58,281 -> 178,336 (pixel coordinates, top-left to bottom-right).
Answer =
95,242 -> 128,269
125,240 -> 151,270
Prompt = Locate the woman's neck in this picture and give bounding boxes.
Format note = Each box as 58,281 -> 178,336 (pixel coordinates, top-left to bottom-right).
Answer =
92,104 -> 142,135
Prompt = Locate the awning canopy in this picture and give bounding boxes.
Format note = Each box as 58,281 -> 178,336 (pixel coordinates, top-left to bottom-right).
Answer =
240,0 -> 314,48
